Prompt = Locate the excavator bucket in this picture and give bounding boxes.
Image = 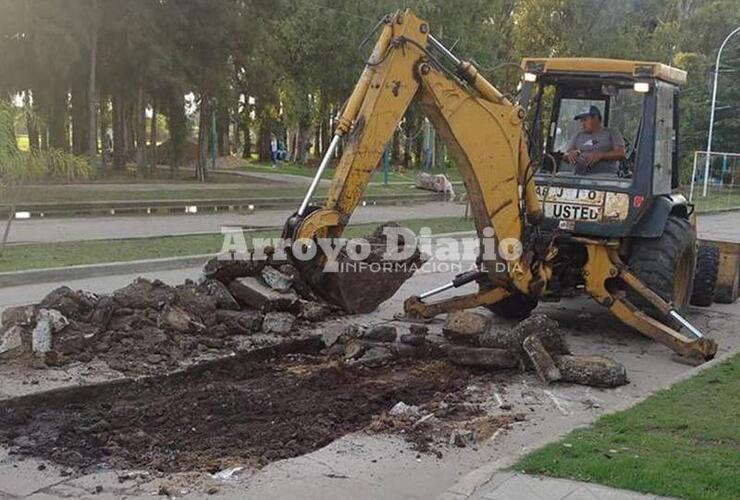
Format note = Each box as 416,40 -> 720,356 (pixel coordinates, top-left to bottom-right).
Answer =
294,224 -> 426,314
700,239 -> 740,304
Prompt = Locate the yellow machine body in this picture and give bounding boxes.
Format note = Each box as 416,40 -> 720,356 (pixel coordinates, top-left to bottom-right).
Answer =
285,10 -> 718,362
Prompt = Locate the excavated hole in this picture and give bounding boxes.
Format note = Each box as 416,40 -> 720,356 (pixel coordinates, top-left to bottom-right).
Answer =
0,339 -> 477,473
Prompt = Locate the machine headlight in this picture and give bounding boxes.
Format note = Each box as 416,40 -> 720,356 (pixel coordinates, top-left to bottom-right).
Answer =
633,82 -> 650,93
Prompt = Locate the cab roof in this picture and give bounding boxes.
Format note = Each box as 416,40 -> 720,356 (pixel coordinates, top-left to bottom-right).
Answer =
521,57 -> 687,86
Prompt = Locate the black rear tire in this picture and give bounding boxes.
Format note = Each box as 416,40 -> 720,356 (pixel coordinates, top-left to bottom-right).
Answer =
486,293 -> 538,320
627,215 -> 696,319
690,245 -> 720,307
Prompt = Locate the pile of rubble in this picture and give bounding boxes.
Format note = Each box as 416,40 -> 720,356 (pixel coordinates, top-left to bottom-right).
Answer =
0,259 -> 339,374
442,310 -> 629,388
324,310 -> 628,389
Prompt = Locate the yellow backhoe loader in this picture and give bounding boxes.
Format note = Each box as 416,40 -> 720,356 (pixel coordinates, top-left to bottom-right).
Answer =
283,9 -> 738,363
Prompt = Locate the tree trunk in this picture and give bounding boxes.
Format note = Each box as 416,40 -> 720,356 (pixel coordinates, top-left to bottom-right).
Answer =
196,95 -> 210,182
392,128 -> 401,165
136,85 -> 147,176
88,20 -> 98,159
24,91 -> 39,152
167,88 -> 186,180
320,108 -> 329,155
35,86 -> 49,151
414,128 -> 423,169
257,126 -> 270,162
435,135 -> 446,170
255,99 -> 277,163
403,122 -> 413,168
48,84 -> 69,152
99,93 -> 110,170
288,125 -> 297,162
112,92 -> 126,171
242,121 -> 251,159
125,100 -> 136,157
314,124 -> 321,159
217,105 -> 229,156
149,99 -> 157,175
71,78 -> 89,156
293,122 -> 313,165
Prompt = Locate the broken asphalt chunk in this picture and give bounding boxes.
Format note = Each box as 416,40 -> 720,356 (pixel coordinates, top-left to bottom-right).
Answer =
261,267 -> 294,293
400,333 -> 427,346
261,312 -> 296,336
522,333 -> 561,383
199,280 -> 240,311
203,256 -> 266,285
554,354 -> 628,388
447,346 -> 517,370
215,310 -> 264,335
443,310 -> 491,345
363,325 -> 397,343
228,277 -> 298,312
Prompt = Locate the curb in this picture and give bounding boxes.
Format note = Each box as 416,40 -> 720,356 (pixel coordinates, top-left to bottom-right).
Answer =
695,207 -> 740,215
439,347 -> 740,500
0,254 -> 213,287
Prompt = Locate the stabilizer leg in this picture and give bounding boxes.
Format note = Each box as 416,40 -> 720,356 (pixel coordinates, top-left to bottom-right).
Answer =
582,243 -> 717,362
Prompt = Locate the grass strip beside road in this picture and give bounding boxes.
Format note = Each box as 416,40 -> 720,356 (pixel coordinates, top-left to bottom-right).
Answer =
516,354 -> 740,500
0,217 -> 474,273
691,187 -> 740,214
238,160 -> 464,184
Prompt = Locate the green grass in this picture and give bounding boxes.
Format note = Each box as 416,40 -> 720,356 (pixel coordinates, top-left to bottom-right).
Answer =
0,216 -> 473,272
240,159 -> 464,183
516,354 -> 740,500
692,187 -> 740,213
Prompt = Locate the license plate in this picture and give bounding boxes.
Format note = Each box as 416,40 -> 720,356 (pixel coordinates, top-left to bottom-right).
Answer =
544,203 -> 601,221
535,186 -> 630,223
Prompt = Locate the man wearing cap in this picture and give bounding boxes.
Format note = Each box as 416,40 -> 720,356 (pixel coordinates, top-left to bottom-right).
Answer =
564,105 -> 625,175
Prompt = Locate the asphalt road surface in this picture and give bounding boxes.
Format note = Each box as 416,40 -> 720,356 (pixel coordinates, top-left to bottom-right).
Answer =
7,202 -> 467,243
6,203 -> 738,244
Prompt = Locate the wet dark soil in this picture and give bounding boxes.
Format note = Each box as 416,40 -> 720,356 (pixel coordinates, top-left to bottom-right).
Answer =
0,339 -> 475,473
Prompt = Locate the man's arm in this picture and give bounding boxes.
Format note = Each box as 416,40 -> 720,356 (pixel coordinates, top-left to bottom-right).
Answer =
564,134 -> 580,164
584,129 -> 625,166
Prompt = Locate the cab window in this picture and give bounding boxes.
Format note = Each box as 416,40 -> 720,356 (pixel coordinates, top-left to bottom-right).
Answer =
653,82 -> 675,195
527,83 -> 645,180
552,98 -> 605,153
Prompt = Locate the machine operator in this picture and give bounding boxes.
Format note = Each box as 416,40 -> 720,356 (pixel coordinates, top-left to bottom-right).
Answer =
564,105 -> 626,175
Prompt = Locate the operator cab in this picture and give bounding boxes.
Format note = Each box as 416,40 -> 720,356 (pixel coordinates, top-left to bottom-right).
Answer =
518,58 -> 687,238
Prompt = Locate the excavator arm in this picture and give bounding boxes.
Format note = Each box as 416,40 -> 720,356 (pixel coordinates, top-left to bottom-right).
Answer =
284,10 -> 541,303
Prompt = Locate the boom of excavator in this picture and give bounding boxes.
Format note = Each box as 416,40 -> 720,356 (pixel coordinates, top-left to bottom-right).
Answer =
282,10 -> 718,363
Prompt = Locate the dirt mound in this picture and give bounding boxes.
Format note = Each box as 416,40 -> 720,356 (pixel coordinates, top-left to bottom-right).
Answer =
0,341 -> 475,473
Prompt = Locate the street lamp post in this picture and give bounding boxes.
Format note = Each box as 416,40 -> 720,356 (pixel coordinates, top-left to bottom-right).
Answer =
702,26 -> 740,197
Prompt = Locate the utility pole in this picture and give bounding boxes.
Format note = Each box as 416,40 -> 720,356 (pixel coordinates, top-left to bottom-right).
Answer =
702,26 -> 740,197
